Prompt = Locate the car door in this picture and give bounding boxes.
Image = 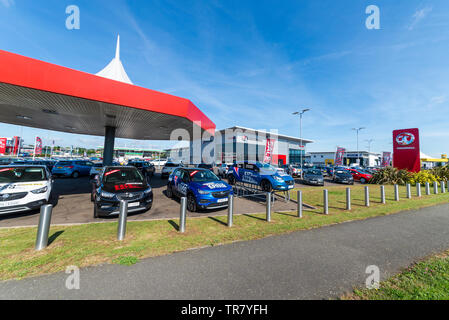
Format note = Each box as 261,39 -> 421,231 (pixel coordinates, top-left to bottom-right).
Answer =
176,170 -> 189,197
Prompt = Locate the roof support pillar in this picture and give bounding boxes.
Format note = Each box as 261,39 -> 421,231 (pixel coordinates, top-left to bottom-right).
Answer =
103,126 -> 116,166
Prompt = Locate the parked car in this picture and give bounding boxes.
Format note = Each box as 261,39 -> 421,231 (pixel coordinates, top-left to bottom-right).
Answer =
0,165 -> 53,215
91,166 -> 153,218
52,160 -> 94,178
167,167 -> 233,212
161,162 -> 183,179
197,163 -> 214,171
289,165 -> 302,177
346,168 -> 373,184
127,160 -> 155,178
217,163 -> 231,177
227,161 -> 295,192
332,170 -> 354,185
302,169 -> 324,186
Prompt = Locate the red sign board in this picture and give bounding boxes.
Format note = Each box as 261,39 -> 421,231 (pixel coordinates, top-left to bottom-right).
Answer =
0,138 -> 6,154
334,147 -> 346,166
263,139 -> 275,163
34,136 -> 43,155
381,152 -> 392,167
393,128 -> 420,172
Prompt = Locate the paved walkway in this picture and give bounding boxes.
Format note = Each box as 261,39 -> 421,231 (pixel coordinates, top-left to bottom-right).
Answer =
1,204 -> 449,299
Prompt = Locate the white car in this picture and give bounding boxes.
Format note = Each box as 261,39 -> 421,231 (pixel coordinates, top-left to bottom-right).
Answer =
161,162 -> 182,178
89,162 -> 104,179
217,163 -> 232,177
0,165 -> 53,215
150,159 -> 167,167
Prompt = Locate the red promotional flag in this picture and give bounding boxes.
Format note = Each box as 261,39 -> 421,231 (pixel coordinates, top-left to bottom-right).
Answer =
334,147 -> 346,166
35,137 -> 43,155
12,136 -> 20,155
381,152 -> 392,167
263,139 -> 275,163
0,138 -> 6,154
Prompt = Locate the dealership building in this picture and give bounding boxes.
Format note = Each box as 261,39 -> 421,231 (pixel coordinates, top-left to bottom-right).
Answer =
306,151 -> 381,167
168,126 -> 314,166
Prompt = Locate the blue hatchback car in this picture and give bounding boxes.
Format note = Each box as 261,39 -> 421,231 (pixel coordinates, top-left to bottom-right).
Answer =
227,161 -> 295,192
166,168 -> 233,212
52,160 -> 94,178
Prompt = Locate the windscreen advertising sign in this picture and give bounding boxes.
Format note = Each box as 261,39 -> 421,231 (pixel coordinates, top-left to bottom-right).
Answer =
393,128 -> 420,172
0,138 -> 6,154
334,147 -> 346,166
381,152 -> 392,167
263,139 -> 276,163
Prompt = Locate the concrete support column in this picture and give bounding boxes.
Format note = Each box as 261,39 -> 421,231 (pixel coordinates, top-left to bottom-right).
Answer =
103,126 -> 116,166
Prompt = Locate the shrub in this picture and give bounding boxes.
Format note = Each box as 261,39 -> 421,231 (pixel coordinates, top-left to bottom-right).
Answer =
369,167 -> 411,185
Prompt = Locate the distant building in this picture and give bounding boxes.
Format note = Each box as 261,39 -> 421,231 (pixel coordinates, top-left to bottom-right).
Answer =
307,151 -> 381,167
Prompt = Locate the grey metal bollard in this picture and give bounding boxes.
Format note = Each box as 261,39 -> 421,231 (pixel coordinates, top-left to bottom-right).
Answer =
425,182 -> 430,195
323,189 -> 329,215
297,190 -> 303,218
227,194 -> 234,227
394,184 -> 399,201
434,182 -> 438,194
416,183 -> 421,197
35,204 -> 53,251
380,185 -> 386,204
441,181 -> 446,193
364,186 -> 370,207
117,200 -> 128,241
179,197 -> 187,233
406,183 -> 411,199
266,192 -> 272,222
346,188 -> 351,210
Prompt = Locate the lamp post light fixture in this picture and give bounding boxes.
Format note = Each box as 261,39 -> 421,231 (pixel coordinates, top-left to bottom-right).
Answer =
352,127 -> 365,166
293,108 -> 310,178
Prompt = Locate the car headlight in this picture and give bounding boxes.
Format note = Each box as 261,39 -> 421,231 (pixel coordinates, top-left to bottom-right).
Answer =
198,190 -> 210,195
144,187 -> 152,194
100,191 -> 116,199
31,186 -> 48,194
274,176 -> 284,182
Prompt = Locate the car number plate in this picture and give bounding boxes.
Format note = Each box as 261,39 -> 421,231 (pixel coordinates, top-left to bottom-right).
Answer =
57,167 -> 63,169
128,202 -> 140,208
217,198 -> 228,203
0,201 -> 20,207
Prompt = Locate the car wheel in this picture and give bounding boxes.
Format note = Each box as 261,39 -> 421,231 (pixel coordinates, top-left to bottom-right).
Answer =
72,171 -> 80,179
228,175 -> 236,185
261,180 -> 272,192
360,178 -> 366,184
187,193 -> 197,212
166,185 -> 174,198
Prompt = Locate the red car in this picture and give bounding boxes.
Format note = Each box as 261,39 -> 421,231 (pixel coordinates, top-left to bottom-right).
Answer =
346,168 -> 373,184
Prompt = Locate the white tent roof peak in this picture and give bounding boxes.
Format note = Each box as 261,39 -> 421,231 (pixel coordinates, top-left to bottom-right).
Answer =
96,34 -> 133,85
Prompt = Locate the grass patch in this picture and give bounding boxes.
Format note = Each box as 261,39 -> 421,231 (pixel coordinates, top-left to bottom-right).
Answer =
345,250 -> 449,300
1,184 -> 448,281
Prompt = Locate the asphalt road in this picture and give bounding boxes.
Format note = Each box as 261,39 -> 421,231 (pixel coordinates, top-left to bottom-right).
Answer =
1,203 -> 449,300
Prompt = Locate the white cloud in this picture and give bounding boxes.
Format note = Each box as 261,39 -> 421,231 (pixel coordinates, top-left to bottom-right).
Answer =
0,0 -> 14,8
408,6 -> 433,30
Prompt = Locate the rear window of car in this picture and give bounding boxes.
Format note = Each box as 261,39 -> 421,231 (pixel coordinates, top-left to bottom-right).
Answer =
0,167 -> 47,183
165,163 -> 178,167
56,161 -> 72,166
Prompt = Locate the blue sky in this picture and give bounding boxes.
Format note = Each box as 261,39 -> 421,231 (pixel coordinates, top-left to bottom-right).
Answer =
0,0 -> 448,156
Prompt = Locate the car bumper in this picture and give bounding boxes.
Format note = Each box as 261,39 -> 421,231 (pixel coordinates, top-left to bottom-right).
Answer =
305,180 -> 324,186
95,194 -> 153,217
52,170 -> 73,177
0,198 -> 48,215
196,192 -> 233,210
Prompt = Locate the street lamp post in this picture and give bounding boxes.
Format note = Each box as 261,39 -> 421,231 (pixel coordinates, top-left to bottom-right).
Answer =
352,127 -> 365,167
293,109 -> 310,178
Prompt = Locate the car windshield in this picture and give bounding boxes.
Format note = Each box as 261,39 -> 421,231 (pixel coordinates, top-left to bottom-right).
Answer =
103,168 -> 144,184
307,170 -> 322,175
336,171 -> 351,176
165,163 -> 179,167
93,163 -> 103,167
257,162 -> 277,173
0,167 -> 47,183
188,170 -> 220,182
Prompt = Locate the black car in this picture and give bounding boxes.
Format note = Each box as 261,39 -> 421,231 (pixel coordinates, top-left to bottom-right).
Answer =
127,160 -> 155,178
332,170 -> 354,185
302,169 -> 324,186
197,163 -> 214,171
91,166 -> 153,218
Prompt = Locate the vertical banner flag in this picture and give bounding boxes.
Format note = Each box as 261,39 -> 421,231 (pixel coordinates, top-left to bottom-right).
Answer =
393,128 -> 420,172
381,152 -> 391,167
12,136 -> 20,155
34,137 -> 43,155
0,138 -> 6,154
334,147 -> 346,166
264,139 -> 275,163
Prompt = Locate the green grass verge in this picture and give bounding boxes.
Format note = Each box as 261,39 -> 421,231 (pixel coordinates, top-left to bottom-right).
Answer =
345,250 -> 449,300
1,184 -> 448,281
